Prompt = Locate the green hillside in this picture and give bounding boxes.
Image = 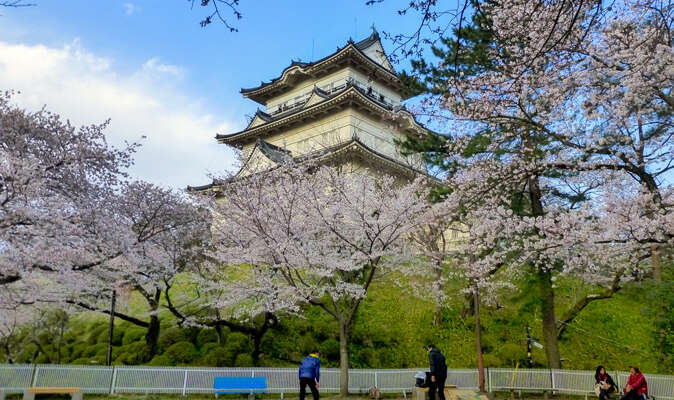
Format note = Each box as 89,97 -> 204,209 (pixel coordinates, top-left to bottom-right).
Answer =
3,266 -> 672,374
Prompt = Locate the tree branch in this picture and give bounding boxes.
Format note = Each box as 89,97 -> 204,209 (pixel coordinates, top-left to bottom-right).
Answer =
556,267 -> 625,338
67,300 -> 150,328
0,1 -> 35,7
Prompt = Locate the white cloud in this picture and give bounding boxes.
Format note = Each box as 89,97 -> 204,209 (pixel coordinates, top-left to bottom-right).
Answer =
123,2 -> 139,16
142,57 -> 184,78
0,40 -> 237,188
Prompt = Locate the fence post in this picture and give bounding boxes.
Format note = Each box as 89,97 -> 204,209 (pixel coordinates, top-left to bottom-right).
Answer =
486,368 -> 491,393
550,369 -> 555,395
109,366 -> 118,395
182,369 -> 188,396
31,365 -> 39,387
375,371 -> 378,388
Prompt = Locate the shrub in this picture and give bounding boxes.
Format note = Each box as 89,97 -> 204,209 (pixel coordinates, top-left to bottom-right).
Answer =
197,329 -> 219,347
200,342 -> 219,356
223,332 -> 250,363
199,347 -> 230,367
235,353 -> 254,367
111,327 -> 124,345
83,343 -> 106,358
87,323 -> 107,345
95,344 -> 109,357
183,326 -> 201,345
122,326 -> 147,345
158,327 -> 187,352
165,341 -> 198,364
482,353 -> 501,368
114,342 -> 149,365
69,344 -> 86,360
298,336 -> 319,356
495,343 -> 524,365
320,338 -> 339,360
148,354 -> 173,366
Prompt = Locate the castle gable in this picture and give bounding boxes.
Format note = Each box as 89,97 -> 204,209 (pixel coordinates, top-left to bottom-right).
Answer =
302,87 -> 331,109
355,34 -> 395,73
240,31 -> 405,105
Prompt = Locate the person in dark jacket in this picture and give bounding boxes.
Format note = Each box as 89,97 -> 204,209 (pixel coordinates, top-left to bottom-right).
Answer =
621,366 -> 648,400
299,351 -> 321,400
427,344 -> 448,400
595,366 -> 616,400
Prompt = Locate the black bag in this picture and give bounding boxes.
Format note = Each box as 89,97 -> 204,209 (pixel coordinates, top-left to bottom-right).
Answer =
414,371 -> 431,388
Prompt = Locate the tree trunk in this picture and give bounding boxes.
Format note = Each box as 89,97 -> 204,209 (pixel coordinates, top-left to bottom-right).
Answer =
106,289 -> 116,366
3,342 -> 13,364
474,284 -> 485,392
56,320 -> 65,364
145,314 -> 160,361
539,268 -> 561,369
252,333 -> 263,366
215,325 -> 225,346
526,167 -> 561,369
460,292 -> 475,318
652,244 -> 662,282
433,301 -> 443,325
338,319 -> 350,397
433,265 -> 444,325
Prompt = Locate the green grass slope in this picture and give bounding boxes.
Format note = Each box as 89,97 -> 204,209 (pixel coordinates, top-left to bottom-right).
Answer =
3,268 -> 671,374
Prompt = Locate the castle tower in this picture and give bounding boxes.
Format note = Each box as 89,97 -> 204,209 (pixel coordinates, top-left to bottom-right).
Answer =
190,31 -> 429,190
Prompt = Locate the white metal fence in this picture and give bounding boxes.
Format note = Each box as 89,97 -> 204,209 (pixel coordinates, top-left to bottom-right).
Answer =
0,365 -> 672,399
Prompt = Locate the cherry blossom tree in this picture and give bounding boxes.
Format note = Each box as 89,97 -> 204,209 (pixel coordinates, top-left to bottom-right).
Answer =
164,275 -> 280,366
204,163 -> 429,395
397,0 -> 672,368
449,0 -> 674,277
1,94 -> 209,358
60,181 -> 211,361
0,91 -> 138,289
415,164 -> 640,369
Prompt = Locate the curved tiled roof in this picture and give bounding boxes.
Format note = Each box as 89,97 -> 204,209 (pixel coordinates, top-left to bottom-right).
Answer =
186,135 -> 430,192
240,31 -> 403,104
254,137 -> 292,163
186,178 -> 227,192
296,135 -> 429,178
217,81 -> 429,147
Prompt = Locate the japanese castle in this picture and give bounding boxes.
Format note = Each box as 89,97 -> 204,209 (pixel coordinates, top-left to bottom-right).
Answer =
190,30 -> 430,190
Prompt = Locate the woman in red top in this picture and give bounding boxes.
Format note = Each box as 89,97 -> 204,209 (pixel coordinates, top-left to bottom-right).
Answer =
621,366 -> 648,400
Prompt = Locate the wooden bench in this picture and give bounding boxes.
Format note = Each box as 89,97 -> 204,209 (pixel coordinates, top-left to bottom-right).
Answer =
23,387 -> 82,400
214,377 -> 267,400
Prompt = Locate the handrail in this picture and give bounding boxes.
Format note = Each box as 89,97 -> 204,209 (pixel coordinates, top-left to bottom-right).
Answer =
0,365 -> 671,399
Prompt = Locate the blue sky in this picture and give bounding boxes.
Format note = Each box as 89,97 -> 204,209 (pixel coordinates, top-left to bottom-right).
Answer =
0,1 -> 431,188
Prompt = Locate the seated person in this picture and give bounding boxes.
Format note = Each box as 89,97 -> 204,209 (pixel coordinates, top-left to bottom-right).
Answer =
595,366 -> 616,400
621,366 -> 648,400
